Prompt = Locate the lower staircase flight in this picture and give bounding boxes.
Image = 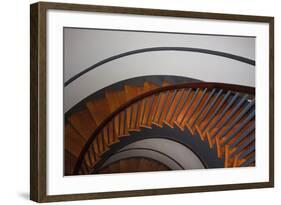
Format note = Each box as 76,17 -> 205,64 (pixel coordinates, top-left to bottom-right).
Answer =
98,157 -> 170,174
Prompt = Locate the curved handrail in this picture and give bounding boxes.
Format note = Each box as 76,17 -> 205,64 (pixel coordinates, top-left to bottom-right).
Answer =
64,47 -> 255,86
73,82 -> 255,174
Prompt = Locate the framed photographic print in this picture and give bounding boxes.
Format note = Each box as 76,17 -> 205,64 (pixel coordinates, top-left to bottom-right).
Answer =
30,1 -> 274,202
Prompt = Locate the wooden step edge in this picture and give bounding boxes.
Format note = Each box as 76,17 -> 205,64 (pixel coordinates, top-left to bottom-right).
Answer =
104,91 -> 116,112
194,125 -> 205,141
174,121 -> 185,132
105,126 -> 120,146
98,134 -> 111,155
235,157 -> 246,167
88,155 -> 101,171
118,133 -> 130,138
224,145 -> 230,168
108,138 -> 120,147
227,147 -> 238,167
124,84 -> 144,101
228,158 -> 235,168
82,155 -> 97,171
122,125 -> 130,137
162,120 -> 174,129
206,132 -> 214,149
232,156 -> 239,167
186,123 -> 194,135
79,162 -> 91,175
99,147 -> 110,157
67,109 -> 97,137
106,135 -> 119,147
143,81 -> 159,91
215,135 -> 222,159
64,150 -> 77,176
65,124 -> 87,156
85,151 -> 101,166
151,121 -> 163,128
127,128 -> 141,132
139,124 -> 152,129
161,80 -> 170,87
92,140 -> 103,158
237,151 -> 255,167
85,101 -> 110,127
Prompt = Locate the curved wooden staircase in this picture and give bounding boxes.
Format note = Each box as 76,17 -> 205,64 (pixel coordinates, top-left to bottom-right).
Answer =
98,157 -> 170,174
64,81 -> 255,175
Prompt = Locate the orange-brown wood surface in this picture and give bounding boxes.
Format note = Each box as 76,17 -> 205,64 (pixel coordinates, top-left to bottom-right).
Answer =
65,81 -> 255,175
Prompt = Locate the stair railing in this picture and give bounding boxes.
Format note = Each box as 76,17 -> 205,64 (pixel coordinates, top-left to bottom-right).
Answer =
73,82 -> 255,175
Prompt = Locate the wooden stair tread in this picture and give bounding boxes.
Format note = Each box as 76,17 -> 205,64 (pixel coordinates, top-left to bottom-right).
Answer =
128,158 -> 140,171
235,149 -> 255,167
86,97 -> 111,126
105,89 -> 127,111
124,85 -> 144,100
119,159 -> 131,172
143,81 -> 159,91
186,89 -> 210,128
98,158 -> 169,174
161,80 -> 170,87
107,120 -> 120,145
208,105 -> 245,143
214,110 -> 254,146
203,99 -> 229,133
64,124 -> 85,158
206,93 -> 243,138
215,120 -> 251,160
64,150 -> 77,175
151,91 -> 169,127
158,90 -> 178,127
109,161 -> 121,173
67,109 -> 97,141
137,158 -> 152,171
124,85 -> 143,130
138,95 -> 153,128
228,134 -> 255,159
198,91 -> 226,130
196,91 -> 227,139
174,89 -> 196,129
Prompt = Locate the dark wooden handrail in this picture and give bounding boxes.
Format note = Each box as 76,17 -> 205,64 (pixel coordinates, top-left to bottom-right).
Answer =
73,82 -> 255,174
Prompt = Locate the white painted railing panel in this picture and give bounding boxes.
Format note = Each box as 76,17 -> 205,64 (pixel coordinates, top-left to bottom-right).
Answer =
64,51 -> 254,112
102,138 -> 205,170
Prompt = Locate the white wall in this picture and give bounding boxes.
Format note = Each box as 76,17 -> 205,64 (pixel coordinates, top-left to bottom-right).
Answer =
63,19 -> 255,112
0,0 -> 279,205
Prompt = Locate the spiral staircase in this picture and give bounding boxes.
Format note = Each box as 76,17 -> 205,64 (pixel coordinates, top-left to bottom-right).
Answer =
64,80 -> 255,175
